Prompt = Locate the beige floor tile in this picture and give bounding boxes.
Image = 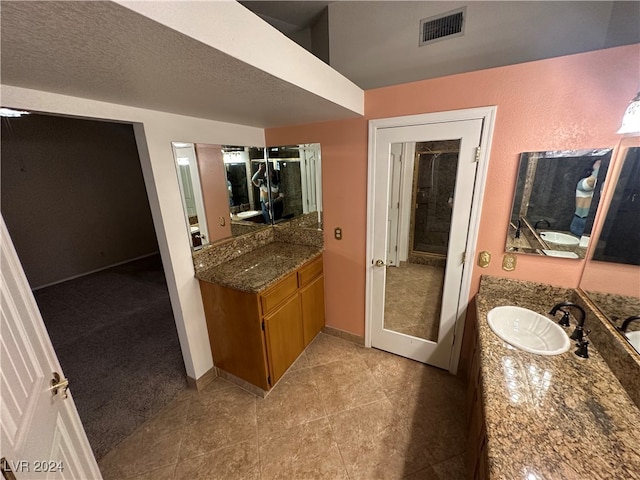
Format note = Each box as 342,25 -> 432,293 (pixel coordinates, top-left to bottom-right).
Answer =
178,386 -> 257,461
100,332 -> 469,480
257,368 -> 326,436
357,347 -> 437,397
174,440 -> 260,480
387,385 -> 467,465
128,465 -> 177,480
287,349 -> 311,371
303,333 -> 362,367
259,418 -> 348,480
311,356 -> 385,415
328,398 -> 431,480
384,263 -> 444,342
98,395 -> 190,479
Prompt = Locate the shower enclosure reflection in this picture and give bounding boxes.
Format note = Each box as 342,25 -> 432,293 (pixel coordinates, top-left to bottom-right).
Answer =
384,140 -> 460,342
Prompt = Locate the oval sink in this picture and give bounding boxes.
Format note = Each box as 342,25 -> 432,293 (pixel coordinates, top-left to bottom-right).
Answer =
236,210 -> 261,219
487,306 -> 570,355
542,249 -> 579,259
626,331 -> 640,352
540,231 -> 580,246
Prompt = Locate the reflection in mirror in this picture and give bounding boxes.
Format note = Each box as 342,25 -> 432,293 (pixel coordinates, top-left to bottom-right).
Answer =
592,146 -> 640,266
171,142 -> 210,249
172,142 -> 322,251
226,146 -> 269,233
585,291 -> 640,354
383,140 -> 466,342
262,144 -> 322,226
506,149 -> 612,259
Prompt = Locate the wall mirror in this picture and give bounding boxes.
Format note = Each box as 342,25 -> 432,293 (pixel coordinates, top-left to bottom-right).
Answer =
171,142 -> 322,250
506,148 -> 612,259
580,145 -> 640,355
592,146 -> 640,266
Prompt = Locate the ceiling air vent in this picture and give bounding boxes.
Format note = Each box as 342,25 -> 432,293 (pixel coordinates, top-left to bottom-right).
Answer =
419,7 -> 466,46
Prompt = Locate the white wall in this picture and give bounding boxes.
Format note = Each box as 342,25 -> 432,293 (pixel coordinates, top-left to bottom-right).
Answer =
1,85 -> 265,381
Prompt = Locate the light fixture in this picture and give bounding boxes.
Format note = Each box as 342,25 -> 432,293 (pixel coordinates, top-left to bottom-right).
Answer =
0,107 -> 30,118
617,91 -> 640,134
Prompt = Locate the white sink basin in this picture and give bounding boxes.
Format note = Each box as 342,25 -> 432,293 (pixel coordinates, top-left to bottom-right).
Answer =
539,231 -> 580,246
626,331 -> 640,352
487,306 -> 570,355
236,210 -> 261,219
542,249 -> 579,259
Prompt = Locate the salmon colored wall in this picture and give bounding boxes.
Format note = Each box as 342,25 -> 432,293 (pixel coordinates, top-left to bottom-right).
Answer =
266,44 -> 640,336
195,143 -> 232,243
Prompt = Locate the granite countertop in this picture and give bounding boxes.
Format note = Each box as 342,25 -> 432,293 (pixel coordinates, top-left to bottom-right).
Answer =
476,280 -> 640,479
195,242 -> 322,293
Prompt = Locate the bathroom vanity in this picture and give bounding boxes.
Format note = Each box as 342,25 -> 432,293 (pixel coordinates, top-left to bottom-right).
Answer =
467,276 -> 640,479
194,226 -> 324,394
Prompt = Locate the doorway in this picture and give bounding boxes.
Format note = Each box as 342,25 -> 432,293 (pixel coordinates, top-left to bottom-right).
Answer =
0,112 -> 187,459
366,108 -> 496,373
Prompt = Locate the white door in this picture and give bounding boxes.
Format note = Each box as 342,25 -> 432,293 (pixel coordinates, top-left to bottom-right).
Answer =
1,216 -> 101,479
300,144 -> 321,214
368,118 -> 484,370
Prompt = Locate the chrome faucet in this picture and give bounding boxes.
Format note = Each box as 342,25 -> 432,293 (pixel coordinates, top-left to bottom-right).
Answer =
549,301 -> 587,342
618,315 -> 640,333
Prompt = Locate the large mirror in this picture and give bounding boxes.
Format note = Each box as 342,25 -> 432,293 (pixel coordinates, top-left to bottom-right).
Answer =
506,148 -> 612,259
171,142 -> 322,250
580,145 -> 640,355
592,146 -> 640,266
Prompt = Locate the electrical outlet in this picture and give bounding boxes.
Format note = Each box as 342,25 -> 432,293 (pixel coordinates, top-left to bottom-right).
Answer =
334,227 -> 342,240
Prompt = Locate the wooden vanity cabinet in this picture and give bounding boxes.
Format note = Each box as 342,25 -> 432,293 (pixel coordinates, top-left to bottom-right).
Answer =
298,255 -> 325,347
199,254 -> 324,391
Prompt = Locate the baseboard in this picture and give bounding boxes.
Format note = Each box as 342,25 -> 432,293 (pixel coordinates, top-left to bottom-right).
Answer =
32,251 -> 161,290
216,369 -> 268,398
187,366 -> 217,392
322,325 -> 365,346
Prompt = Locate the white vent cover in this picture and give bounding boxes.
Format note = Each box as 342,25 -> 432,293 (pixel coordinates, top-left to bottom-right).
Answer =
419,7 -> 466,46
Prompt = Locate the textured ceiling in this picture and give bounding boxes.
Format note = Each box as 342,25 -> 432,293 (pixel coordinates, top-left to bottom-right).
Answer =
0,1 -> 360,128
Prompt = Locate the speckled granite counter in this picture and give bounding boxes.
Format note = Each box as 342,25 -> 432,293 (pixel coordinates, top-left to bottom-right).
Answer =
477,276 -> 640,479
195,242 -> 321,293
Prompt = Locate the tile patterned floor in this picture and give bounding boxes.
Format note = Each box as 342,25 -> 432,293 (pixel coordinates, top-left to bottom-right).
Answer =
99,334 -> 467,480
384,264 -> 444,342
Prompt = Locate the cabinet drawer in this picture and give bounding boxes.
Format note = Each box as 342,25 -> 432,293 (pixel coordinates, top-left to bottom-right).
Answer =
298,255 -> 323,287
261,273 -> 297,315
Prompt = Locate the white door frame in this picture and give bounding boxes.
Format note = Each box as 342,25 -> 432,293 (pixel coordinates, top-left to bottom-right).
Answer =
365,107 -> 497,374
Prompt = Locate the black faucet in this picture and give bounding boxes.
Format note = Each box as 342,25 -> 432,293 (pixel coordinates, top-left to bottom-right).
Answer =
515,219 -> 522,239
534,219 -> 551,230
618,315 -> 640,333
549,301 -> 587,342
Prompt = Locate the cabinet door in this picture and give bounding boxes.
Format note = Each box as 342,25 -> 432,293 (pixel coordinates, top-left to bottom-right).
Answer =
263,294 -> 304,385
300,274 -> 325,347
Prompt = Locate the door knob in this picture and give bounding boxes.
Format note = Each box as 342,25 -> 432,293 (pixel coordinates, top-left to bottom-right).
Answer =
375,259 -> 386,267
50,372 -> 69,399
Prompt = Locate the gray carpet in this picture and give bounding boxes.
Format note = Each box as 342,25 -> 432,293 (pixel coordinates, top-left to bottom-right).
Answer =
33,254 -> 187,460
